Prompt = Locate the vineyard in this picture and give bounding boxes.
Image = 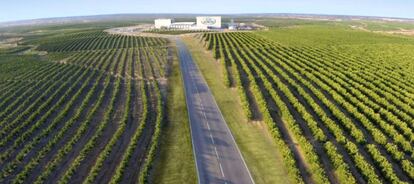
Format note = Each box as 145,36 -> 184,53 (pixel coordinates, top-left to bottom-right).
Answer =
199,32 -> 414,184
0,31 -> 169,183
143,29 -> 212,35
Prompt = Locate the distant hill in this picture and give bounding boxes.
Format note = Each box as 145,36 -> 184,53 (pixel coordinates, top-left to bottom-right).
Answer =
0,14 -> 203,28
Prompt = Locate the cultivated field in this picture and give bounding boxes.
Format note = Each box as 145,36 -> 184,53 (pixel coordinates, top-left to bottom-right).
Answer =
0,30 -> 170,184
143,29 -> 213,35
199,31 -> 414,184
2,16 -> 414,184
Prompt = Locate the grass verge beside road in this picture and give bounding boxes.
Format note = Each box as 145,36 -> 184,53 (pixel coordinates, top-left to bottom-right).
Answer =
182,35 -> 293,184
151,44 -> 197,184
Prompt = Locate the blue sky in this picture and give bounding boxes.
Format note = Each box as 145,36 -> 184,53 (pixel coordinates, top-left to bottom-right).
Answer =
1,0 -> 414,22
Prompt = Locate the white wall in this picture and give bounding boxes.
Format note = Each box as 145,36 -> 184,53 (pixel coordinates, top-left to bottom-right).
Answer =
196,16 -> 221,29
154,19 -> 172,29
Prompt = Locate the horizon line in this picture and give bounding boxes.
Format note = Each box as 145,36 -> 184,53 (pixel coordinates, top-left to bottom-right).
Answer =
1,12 -> 414,25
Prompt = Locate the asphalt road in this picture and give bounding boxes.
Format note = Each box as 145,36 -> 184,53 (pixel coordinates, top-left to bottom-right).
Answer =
176,38 -> 254,184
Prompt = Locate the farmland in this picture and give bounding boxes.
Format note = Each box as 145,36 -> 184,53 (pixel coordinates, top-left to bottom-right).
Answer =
2,15 -> 414,184
143,29 -> 212,35
0,29 -> 170,183
199,28 -> 414,184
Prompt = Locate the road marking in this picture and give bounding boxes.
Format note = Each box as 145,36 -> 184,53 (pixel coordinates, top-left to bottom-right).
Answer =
189,43 -> 256,184
178,39 -> 253,184
214,147 -> 220,159
178,41 -> 201,184
209,133 -> 215,144
218,162 -> 225,178
189,57 -> 227,181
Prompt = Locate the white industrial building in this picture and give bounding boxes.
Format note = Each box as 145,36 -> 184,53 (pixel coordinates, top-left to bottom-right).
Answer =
196,16 -> 222,29
154,19 -> 173,29
170,22 -> 196,29
154,16 -> 221,30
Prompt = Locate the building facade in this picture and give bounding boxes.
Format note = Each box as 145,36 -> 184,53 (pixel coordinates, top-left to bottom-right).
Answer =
196,16 -> 222,29
154,16 -> 222,30
170,22 -> 196,29
154,19 -> 172,29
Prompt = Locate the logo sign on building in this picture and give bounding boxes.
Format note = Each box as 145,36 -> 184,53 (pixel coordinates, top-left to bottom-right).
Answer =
196,16 -> 221,29
200,17 -> 217,25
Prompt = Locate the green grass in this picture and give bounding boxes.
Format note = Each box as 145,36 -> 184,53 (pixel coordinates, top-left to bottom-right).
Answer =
151,46 -> 197,184
182,36 -> 293,184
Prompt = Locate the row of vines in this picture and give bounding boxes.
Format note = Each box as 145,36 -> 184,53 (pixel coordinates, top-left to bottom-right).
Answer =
200,32 -> 414,184
0,32 -> 169,183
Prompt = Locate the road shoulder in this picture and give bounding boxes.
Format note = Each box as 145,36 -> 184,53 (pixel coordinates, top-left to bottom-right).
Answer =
151,43 -> 197,184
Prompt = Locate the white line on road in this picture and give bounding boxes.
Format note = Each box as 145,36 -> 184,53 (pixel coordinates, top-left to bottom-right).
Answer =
178,45 -> 201,184
177,38 -> 252,184
190,57 -> 227,181
214,147 -> 220,159
209,133 -> 215,144
206,121 -> 211,130
190,45 -> 256,184
218,162 -> 225,178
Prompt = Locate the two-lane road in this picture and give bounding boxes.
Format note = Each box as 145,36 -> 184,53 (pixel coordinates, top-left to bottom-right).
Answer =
176,38 -> 254,184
